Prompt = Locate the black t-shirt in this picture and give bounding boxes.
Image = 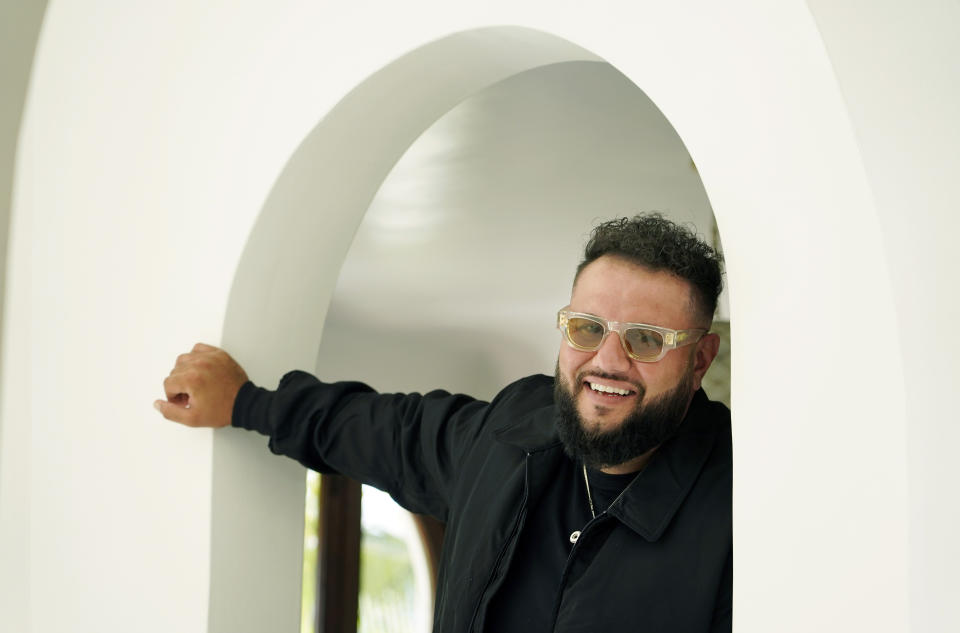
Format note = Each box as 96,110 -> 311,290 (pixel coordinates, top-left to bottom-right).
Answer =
484,460 -> 638,632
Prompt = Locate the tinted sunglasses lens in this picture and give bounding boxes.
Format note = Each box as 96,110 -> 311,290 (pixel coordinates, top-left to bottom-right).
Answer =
624,327 -> 664,361
566,316 -> 605,349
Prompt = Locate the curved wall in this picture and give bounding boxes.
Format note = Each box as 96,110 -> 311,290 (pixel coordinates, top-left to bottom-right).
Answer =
0,2 -> 49,630
222,19 -> 907,633
315,60 -> 720,399
1,2 -> 957,632
216,28 -> 602,633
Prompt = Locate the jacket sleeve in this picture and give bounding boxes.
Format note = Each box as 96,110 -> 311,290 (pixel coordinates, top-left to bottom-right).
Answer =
231,370 -> 491,521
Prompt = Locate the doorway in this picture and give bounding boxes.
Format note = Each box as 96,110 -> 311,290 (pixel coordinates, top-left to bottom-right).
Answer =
302,59 -> 728,633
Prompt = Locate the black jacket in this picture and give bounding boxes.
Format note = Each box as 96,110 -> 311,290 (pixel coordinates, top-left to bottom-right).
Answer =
234,372 -> 732,632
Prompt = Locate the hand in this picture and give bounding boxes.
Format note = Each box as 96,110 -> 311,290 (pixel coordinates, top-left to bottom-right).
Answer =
154,343 -> 249,427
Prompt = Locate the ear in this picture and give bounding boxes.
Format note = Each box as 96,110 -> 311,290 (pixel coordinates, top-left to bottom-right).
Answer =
691,332 -> 721,391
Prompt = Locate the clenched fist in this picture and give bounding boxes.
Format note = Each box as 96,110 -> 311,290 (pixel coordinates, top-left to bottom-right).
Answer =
154,343 -> 249,427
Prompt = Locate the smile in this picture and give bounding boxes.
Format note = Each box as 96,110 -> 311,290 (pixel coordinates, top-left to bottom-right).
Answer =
586,381 -> 636,397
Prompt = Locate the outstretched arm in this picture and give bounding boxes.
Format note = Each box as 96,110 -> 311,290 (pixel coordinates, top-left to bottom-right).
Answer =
154,343 -> 492,520
233,370 -> 489,520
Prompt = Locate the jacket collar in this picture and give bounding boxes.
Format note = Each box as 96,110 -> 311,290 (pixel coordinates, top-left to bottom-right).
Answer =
606,390 -> 719,541
493,389 -> 721,542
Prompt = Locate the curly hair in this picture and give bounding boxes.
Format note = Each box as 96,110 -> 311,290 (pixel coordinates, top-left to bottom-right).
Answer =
575,213 -> 724,323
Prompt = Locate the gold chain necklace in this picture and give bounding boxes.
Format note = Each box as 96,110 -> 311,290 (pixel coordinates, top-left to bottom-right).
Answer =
569,464 -> 596,544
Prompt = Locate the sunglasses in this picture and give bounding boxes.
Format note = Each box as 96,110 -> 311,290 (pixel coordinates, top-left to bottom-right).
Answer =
557,307 -> 707,363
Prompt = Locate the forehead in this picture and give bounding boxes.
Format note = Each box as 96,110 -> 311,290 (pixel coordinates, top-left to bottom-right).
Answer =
570,256 -> 697,328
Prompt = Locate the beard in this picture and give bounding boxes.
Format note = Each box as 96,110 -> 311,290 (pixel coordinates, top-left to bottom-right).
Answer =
554,363 -> 694,469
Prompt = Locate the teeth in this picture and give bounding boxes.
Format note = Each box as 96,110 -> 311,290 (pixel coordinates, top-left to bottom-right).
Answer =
589,382 -> 632,396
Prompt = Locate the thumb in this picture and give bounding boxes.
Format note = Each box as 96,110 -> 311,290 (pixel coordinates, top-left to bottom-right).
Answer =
154,398 -> 195,426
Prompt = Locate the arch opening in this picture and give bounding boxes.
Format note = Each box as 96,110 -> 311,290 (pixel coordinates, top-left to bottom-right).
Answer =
218,26 -> 729,633
309,59 -> 729,632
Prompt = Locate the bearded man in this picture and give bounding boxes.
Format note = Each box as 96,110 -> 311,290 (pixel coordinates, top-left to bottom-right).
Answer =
156,213 -> 731,632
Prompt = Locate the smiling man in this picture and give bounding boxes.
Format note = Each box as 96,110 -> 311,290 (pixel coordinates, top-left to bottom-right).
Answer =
157,213 -> 731,632
552,215 -> 722,467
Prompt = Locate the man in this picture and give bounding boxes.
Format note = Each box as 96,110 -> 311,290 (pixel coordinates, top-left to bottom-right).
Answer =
156,214 -> 731,632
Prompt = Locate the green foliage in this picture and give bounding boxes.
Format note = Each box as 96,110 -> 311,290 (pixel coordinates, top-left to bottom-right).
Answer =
360,530 -> 414,596
300,474 -> 417,633
301,472 -> 320,633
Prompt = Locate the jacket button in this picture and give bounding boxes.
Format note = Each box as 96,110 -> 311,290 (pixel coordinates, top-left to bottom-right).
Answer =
569,530 -> 581,543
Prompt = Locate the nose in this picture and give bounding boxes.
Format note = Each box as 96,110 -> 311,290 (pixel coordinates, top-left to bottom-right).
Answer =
593,330 -> 632,373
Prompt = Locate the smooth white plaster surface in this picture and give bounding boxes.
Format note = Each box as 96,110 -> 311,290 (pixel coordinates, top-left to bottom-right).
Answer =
1,1 -> 957,632
806,3 -> 960,630
0,2 -> 47,632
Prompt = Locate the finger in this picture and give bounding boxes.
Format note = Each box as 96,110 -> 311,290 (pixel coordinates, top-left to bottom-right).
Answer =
163,372 -> 194,402
154,398 -> 196,426
174,353 -> 193,371
192,342 -> 218,353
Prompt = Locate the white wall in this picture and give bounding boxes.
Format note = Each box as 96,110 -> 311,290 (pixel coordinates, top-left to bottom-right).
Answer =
806,4 -> 960,629
0,2 -> 48,631
1,1 -> 957,632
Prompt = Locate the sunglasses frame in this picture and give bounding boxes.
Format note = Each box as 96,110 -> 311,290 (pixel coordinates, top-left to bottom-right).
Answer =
557,307 -> 708,363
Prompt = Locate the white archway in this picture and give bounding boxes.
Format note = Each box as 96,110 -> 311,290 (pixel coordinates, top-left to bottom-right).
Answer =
216,27 -> 604,632
9,2 -> 957,631
217,23 -> 903,633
